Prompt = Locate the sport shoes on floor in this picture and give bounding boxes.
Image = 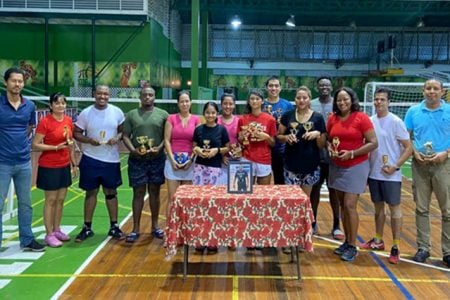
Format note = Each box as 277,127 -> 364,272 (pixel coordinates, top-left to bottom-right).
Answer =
334,241 -> 349,256
360,238 -> 385,250
45,233 -> 63,248
332,228 -> 345,240
108,225 -> 124,240
341,245 -> 358,262
75,226 -> 94,242
388,246 -> 400,264
22,239 -> 46,252
54,229 -> 70,242
412,249 -> 430,263
312,223 -> 319,235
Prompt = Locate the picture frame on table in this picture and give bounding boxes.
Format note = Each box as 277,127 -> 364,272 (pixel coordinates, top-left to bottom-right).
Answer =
227,161 -> 253,194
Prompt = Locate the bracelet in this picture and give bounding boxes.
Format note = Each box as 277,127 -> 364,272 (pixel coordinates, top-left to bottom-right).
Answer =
350,150 -> 354,159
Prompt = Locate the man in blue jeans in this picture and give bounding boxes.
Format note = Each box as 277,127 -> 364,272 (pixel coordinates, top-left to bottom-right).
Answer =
0,67 -> 45,252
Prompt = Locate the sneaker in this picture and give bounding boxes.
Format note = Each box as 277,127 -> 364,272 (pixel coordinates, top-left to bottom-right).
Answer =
412,249 -> 430,263
75,226 -> 94,242
341,245 -> 358,262
312,223 -> 319,235
360,238 -> 385,250
334,241 -> 349,255
54,230 -> 70,242
45,233 -> 63,248
332,228 -> 345,240
388,246 -> 400,264
22,239 -> 46,252
443,255 -> 450,267
108,225 -> 124,239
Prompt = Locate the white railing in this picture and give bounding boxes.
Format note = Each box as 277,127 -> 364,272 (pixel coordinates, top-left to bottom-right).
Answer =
0,0 -> 147,15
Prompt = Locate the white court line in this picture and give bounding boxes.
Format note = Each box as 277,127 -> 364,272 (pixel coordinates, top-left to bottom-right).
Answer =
313,235 -> 450,273
50,205 -> 137,299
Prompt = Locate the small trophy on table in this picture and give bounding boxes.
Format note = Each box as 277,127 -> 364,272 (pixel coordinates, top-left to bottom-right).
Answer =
99,130 -> 107,144
290,121 -> 299,142
382,154 -> 389,167
148,138 -> 155,149
303,121 -> 313,134
136,136 -> 149,154
330,137 -> 340,157
63,125 -> 73,145
423,141 -> 435,157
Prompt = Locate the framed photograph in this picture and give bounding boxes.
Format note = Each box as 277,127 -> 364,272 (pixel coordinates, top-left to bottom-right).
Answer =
227,161 -> 253,194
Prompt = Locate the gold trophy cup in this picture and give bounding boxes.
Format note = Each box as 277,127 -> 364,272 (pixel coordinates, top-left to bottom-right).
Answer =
241,126 -> 250,145
266,104 -> 272,114
203,139 -> 211,153
382,154 -> 389,166
229,143 -> 242,159
303,121 -> 313,133
99,130 -> 106,144
290,121 -> 299,142
136,136 -> 149,154
63,125 -> 73,145
330,137 -> 340,157
148,138 -> 154,149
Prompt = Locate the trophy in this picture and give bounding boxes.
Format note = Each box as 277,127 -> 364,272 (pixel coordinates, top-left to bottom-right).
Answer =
290,121 -> 299,142
303,121 -> 313,134
382,154 -> 389,166
175,152 -> 189,164
265,104 -> 272,114
241,125 -> 250,145
63,125 -> 73,145
99,130 -> 107,144
203,139 -> 211,153
229,143 -> 242,159
148,138 -> 154,149
249,122 -> 262,142
330,137 -> 340,157
136,136 -> 149,154
423,141 -> 435,157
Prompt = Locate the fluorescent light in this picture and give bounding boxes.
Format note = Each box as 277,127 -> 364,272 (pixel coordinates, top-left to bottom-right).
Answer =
285,15 -> 295,27
231,15 -> 242,28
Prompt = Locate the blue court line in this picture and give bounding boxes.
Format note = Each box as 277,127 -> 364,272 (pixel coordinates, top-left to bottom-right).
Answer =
357,236 -> 414,300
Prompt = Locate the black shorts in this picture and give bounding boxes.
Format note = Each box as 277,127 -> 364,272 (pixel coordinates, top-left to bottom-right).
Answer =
127,155 -> 165,187
79,155 -> 122,190
36,165 -> 72,191
368,178 -> 401,205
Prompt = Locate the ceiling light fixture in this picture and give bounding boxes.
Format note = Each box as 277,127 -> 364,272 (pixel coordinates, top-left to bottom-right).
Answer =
230,15 -> 242,28
416,17 -> 425,28
285,15 -> 295,27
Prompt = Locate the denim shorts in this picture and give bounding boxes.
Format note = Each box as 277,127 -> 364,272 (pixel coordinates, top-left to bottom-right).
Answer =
128,155 -> 165,187
79,155 -> 122,191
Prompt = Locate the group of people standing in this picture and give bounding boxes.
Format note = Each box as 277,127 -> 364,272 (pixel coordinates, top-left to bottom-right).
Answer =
0,67 -> 448,268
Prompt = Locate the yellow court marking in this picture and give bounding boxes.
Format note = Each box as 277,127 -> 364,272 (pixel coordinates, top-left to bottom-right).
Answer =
232,276 -> 239,300
0,273 -> 448,284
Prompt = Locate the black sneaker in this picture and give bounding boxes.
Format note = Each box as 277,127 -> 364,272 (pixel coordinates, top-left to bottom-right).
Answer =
412,249 -> 430,263
75,226 -> 94,242
22,239 -> 46,252
341,245 -> 358,262
443,255 -> 450,267
108,225 -> 124,239
334,241 -> 349,255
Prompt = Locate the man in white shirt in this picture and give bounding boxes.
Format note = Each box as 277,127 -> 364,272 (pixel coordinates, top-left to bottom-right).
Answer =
360,88 -> 412,264
73,85 -> 125,242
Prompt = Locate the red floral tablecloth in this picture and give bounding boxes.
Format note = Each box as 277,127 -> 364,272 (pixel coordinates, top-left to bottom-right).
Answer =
164,185 -> 314,259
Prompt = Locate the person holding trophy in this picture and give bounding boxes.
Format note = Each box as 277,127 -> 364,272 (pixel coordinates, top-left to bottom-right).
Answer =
277,86 -> 326,197
122,87 -> 168,243
163,91 -> 201,204
32,93 -> 77,247
360,88 -> 412,264
327,87 -> 378,262
277,86 -> 326,254
238,90 -> 277,185
404,79 -> 450,267
73,85 -> 125,242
